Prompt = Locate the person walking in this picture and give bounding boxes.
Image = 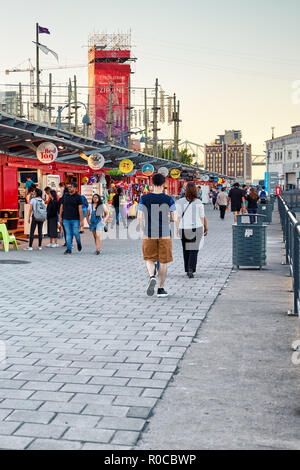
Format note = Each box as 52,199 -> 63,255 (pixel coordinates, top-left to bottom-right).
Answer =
112,187 -> 127,228
210,188 -> 218,209
137,173 -> 176,298
259,186 -> 268,204
46,190 -> 59,247
176,182 -> 208,278
197,186 -> 203,200
86,194 -> 109,255
246,187 -> 260,224
59,182 -> 84,255
24,188 -> 47,251
216,187 -> 228,220
227,182 -> 246,223
58,183 -> 68,244
80,193 -> 89,233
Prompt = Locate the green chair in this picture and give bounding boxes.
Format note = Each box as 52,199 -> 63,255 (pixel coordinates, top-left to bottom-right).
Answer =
0,223 -> 18,252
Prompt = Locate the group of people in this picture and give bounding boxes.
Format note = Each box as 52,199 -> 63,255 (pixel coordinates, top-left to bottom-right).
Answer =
215,183 -> 269,223
138,178 -> 270,298
24,181 -> 109,255
138,174 -> 208,298
23,174 -> 269,298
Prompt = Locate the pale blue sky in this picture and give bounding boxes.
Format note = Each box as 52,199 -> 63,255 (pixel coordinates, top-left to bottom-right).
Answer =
1,0 -> 300,168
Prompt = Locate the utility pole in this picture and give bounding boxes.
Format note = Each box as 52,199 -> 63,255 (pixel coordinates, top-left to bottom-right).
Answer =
74,75 -> 78,133
128,75 -> 132,149
86,94 -> 90,137
107,80 -> 113,143
144,88 -> 148,153
152,78 -> 159,158
177,99 -> 181,161
48,73 -> 52,124
36,22 -> 40,121
18,82 -> 23,118
173,93 -> 178,159
68,78 -> 72,131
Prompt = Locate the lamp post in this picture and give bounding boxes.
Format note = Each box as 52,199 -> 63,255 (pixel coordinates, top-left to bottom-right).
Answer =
56,101 -> 90,135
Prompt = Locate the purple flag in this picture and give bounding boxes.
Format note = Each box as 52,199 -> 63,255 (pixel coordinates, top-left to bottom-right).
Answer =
38,26 -> 50,34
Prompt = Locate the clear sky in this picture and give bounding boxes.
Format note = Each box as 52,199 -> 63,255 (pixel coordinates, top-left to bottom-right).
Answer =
1,0 -> 300,178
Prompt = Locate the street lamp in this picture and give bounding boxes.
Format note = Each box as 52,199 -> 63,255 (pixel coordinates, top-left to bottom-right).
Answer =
56,101 -> 90,135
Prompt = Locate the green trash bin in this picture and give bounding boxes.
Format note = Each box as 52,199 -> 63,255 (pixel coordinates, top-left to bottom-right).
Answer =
269,195 -> 276,211
258,202 -> 273,223
233,214 -> 267,269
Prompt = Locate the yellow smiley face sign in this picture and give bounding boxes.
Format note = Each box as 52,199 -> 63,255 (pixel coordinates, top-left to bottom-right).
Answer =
170,168 -> 181,179
119,159 -> 134,174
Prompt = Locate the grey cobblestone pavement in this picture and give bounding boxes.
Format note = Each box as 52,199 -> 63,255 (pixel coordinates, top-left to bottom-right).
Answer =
136,208 -> 300,450
0,205 -> 232,449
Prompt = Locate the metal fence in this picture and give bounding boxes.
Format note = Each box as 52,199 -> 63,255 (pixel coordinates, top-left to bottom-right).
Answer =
278,195 -> 300,315
281,190 -> 300,211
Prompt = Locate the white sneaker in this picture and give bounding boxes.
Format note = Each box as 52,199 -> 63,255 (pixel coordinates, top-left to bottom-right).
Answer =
46,243 -> 53,247
38,247 -> 42,251
52,243 -> 59,248
23,247 -> 33,251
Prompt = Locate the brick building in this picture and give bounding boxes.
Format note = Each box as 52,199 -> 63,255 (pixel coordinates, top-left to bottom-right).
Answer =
205,130 -> 252,183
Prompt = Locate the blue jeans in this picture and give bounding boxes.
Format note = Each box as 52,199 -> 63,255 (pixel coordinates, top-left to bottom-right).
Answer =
63,219 -> 81,251
112,207 -> 127,227
247,208 -> 257,224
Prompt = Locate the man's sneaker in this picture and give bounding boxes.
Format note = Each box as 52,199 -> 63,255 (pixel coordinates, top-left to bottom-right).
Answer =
23,247 -> 33,251
77,243 -> 82,252
147,276 -> 156,297
157,288 -> 168,298
64,249 -> 72,255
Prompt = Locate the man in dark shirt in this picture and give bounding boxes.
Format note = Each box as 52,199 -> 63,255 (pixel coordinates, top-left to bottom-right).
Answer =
227,182 -> 245,223
137,173 -> 176,298
59,182 -> 84,254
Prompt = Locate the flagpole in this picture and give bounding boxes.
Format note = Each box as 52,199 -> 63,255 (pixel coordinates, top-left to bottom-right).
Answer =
36,22 -> 40,121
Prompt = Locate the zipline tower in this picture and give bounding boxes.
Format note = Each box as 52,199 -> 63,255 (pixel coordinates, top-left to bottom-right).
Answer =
88,31 -> 136,146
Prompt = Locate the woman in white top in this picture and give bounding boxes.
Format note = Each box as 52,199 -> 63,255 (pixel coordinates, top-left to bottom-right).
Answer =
86,194 -> 109,255
176,183 -> 208,278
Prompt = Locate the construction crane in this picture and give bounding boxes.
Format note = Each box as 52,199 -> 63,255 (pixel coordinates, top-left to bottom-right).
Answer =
5,59 -> 35,114
4,60 -> 88,119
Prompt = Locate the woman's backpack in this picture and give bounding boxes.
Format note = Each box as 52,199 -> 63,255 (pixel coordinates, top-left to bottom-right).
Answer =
33,198 -> 47,222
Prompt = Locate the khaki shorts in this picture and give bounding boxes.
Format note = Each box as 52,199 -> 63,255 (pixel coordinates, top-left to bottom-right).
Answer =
142,237 -> 173,264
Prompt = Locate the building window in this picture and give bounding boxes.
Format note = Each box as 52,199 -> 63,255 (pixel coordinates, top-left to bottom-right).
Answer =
288,150 -> 293,160
297,150 -> 300,159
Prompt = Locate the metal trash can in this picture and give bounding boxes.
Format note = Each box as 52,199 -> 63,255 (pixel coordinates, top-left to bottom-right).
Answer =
233,214 -> 267,269
258,202 -> 272,223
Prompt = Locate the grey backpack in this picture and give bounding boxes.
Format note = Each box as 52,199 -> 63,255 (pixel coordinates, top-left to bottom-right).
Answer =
33,198 -> 47,222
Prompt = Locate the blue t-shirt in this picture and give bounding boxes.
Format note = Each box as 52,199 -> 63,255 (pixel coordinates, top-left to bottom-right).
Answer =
138,193 -> 176,238
25,180 -> 34,189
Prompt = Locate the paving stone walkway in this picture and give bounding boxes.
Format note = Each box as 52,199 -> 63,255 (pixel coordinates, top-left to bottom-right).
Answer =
0,205 -> 232,449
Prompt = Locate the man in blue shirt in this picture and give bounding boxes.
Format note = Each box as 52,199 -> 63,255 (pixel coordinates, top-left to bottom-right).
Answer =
138,173 -> 177,298
25,176 -> 35,197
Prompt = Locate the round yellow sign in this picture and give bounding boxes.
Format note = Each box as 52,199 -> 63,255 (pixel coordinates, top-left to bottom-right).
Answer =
119,159 -> 134,174
170,168 -> 181,179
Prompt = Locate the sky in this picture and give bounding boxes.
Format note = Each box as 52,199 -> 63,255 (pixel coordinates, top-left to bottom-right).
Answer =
1,0 -> 300,179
